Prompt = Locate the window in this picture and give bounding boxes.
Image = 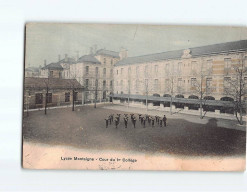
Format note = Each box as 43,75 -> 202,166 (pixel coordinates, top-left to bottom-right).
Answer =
136,80 -> 139,90
207,60 -> 213,69
136,66 -> 139,77
47,93 -> 52,103
165,64 -> 169,75
117,70 -> 118,75
95,79 -> 98,87
49,71 -> 53,78
178,62 -> 182,74
86,66 -> 89,74
85,79 -> 89,88
145,65 -> 148,77
244,57 -> 247,68
224,58 -> 231,70
65,92 -> 70,102
178,78 -> 182,87
110,69 -> 113,76
191,61 -> 197,72
154,79 -> 159,90
35,93 -> 43,104
103,80 -> 106,88
103,91 -> 106,99
103,68 -> 106,76
121,68 -> 123,75
191,78 -> 197,87
110,80 -> 113,88
155,65 -> 158,75
224,77 -> 231,88
95,67 -> 99,75
206,78 -> 212,87
103,58 -> 106,64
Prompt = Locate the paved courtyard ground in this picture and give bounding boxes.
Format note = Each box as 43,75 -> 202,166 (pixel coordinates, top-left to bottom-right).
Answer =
22,104 -> 246,157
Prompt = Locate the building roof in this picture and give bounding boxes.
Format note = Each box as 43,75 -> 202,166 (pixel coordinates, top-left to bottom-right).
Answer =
115,39 -> 247,66
59,57 -> 76,64
24,77 -> 83,89
95,49 -> 120,58
25,66 -> 40,72
41,62 -> 64,70
78,55 -> 101,64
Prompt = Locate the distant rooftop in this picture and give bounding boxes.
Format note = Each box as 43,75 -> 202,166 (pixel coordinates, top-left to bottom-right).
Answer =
116,39 -> 247,66
25,77 -> 83,89
25,66 -> 40,72
59,57 -> 76,64
41,62 -> 63,70
78,55 -> 101,64
95,49 -> 120,58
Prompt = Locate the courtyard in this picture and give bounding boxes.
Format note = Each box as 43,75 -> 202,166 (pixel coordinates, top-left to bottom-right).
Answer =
22,104 -> 246,158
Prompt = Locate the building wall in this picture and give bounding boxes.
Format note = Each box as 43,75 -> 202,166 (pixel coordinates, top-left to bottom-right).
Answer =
24,88 -> 83,110
69,55 -> 119,103
113,51 -> 247,101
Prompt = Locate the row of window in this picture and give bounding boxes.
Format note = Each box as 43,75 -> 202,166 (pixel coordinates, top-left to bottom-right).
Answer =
85,66 -> 113,76
35,92 -> 78,104
85,79 -> 113,88
115,57 -> 247,77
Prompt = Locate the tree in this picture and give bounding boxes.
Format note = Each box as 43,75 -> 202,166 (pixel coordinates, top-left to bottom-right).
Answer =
43,77 -> 50,115
224,53 -> 247,125
165,62 -> 176,115
191,58 -> 215,119
69,71 -> 81,111
94,71 -> 99,108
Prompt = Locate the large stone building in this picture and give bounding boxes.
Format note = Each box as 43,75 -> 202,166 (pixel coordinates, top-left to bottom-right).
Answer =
113,40 -> 247,114
69,49 -> 123,103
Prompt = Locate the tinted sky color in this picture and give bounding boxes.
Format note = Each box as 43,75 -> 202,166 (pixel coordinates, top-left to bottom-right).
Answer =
25,23 -> 247,67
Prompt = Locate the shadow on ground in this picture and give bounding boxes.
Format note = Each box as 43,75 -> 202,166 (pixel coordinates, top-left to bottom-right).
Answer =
22,105 -> 246,157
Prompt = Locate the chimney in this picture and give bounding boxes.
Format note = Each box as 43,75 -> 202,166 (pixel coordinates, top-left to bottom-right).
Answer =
44,60 -> 47,67
119,48 -> 128,60
65,54 -> 68,62
58,54 -> 61,62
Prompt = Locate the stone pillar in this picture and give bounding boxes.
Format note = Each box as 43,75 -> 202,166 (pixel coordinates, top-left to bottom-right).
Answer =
184,106 -> 189,111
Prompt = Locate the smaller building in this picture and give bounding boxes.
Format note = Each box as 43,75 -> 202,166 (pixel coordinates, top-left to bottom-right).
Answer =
24,77 -> 84,110
25,66 -> 40,78
40,62 -> 64,78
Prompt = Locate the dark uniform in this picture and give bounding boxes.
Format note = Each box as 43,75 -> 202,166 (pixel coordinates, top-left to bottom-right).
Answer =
115,117 -> 119,128
155,115 -> 158,123
143,119 -> 146,128
151,117 -> 155,127
105,118 -> 109,128
148,116 -> 151,125
124,117 -> 128,128
140,116 -> 144,124
159,118 -> 163,127
108,116 -> 112,125
138,114 -> 142,121
132,117 -> 136,128
163,115 -> 167,127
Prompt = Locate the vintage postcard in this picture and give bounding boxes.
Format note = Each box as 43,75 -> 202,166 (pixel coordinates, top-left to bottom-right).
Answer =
22,23 -> 246,171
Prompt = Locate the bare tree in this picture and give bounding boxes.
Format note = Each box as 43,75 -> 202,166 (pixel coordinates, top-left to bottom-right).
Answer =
224,53 -> 247,125
191,58 -> 214,119
43,77 -> 50,115
94,71 -> 99,108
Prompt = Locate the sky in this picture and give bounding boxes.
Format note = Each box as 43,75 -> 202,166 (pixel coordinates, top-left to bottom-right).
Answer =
25,23 -> 247,67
